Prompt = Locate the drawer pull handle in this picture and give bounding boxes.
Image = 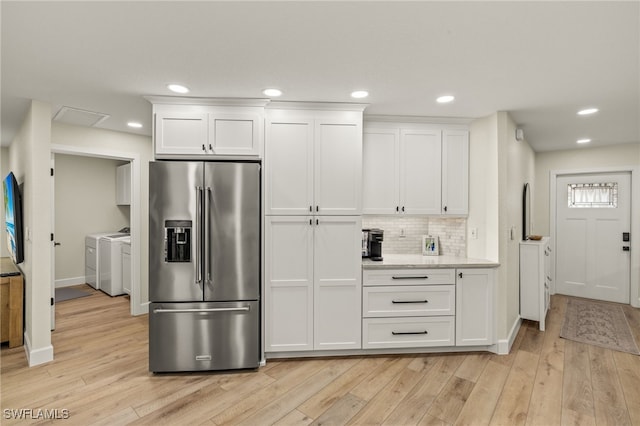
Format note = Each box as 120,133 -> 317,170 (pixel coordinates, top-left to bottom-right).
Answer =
392,300 -> 429,304
391,276 -> 429,280
392,330 -> 428,336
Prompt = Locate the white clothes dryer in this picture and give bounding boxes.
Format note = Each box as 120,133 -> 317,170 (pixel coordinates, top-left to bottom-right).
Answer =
98,234 -> 130,296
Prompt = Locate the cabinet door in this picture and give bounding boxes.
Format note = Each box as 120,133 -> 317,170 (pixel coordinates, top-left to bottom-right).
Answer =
400,129 -> 441,214
265,216 -> 314,352
362,128 -> 400,214
121,245 -> 131,295
314,216 -> 362,350
116,163 -> 131,205
442,130 -> 469,215
265,119 -> 314,215
155,111 -> 208,156
209,113 -> 260,156
315,120 -> 362,215
456,268 -> 494,346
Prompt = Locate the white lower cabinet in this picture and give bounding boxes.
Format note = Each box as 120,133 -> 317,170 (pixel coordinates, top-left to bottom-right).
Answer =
519,238 -> 551,331
363,317 -> 455,349
265,215 -> 362,352
363,267 -> 495,350
455,268 -> 494,346
362,268 -> 456,349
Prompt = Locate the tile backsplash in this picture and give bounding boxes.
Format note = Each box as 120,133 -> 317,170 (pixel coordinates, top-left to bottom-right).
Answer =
362,216 -> 466,257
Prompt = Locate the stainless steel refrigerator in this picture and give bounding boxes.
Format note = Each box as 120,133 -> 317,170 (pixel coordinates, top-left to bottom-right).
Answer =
148,161 -> 261,372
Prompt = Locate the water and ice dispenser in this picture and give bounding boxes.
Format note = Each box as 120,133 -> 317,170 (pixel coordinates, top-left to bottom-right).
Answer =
164,220 -> 192,262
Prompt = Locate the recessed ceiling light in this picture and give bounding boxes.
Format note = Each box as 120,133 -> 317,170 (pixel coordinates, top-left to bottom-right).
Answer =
436,95 -> 455,103
263,88 -> 283,97
351,91 -> 369,99
577,108 -> 598,116
577,138 -> 591,144
127,122 -> 143,129
167,84 -> 189,94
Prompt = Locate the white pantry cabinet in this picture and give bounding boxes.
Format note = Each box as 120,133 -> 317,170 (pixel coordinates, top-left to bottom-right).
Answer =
362,122 -> 469,216
520,238 -> 551,331
455,268 -> 494,346
265,106 -> 365,216
116,163 -> 131,206
265,215 -> 362,352
147,97 -> 267,159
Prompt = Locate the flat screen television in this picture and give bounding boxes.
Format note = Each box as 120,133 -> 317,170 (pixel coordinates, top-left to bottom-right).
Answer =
3,172 -> 24,264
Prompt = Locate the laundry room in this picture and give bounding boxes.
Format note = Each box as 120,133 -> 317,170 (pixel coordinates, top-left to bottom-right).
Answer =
53,153 -> 131,305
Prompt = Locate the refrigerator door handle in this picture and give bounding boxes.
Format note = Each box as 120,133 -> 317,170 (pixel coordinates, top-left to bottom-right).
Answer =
205,186 -> 213,285
195,186 -> 203,284
153,307 -> 251,314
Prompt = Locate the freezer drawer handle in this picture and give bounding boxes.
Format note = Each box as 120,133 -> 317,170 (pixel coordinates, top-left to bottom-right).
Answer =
392,299 -> 429,304
391,330 -> 428,335
391,276 -> 429,280
153,307 -> 250,314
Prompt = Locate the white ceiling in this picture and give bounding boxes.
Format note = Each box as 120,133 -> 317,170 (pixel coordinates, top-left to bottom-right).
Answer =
2,1 -> 639,152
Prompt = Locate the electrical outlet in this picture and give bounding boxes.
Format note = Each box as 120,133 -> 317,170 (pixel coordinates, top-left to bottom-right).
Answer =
470,227 -> 478,240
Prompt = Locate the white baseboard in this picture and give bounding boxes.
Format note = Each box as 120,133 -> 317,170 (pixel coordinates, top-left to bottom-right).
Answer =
55,276 -> 87,288
24,332 -> 53,367
496,315 -> 522,355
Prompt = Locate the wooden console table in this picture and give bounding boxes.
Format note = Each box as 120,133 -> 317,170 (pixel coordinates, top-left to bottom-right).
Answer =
1,257 -> 24,348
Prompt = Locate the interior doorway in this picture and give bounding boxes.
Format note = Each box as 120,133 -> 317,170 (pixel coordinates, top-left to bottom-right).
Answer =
555,172 -> 631,303
50,144 -> 143,317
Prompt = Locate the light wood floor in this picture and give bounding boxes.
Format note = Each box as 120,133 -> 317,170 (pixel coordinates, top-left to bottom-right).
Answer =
2,287 -> 639,425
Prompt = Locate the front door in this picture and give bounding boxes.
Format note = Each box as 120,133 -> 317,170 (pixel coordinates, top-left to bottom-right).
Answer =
555,172 -> 631,303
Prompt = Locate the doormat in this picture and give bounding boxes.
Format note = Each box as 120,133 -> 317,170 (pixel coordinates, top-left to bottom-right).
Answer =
560,297 -> 639,355
55,287 -> 91,302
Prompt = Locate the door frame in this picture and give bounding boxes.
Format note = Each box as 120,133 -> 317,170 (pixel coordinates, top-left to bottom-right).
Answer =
51,144 -> 145,316
550,166 -> 640,308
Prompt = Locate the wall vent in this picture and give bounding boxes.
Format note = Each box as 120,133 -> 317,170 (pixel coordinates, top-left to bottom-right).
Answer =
53,106 -> 110,127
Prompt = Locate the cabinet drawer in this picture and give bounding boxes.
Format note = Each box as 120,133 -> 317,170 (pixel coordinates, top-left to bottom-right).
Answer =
363,317 -> 455,349
363,268 -> 455,286
363,285 -> 455,317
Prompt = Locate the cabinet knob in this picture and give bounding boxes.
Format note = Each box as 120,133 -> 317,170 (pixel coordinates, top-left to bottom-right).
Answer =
458,272 -> 463,278
202,144 -> 206,152
396,206 -> 399,212
444,206 -> 448,213
402,206 -> 405,212
316,206 -> 319,212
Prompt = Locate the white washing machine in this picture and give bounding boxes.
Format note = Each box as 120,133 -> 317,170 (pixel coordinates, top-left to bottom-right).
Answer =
98,234 -> 131,296
85,232 -> 116,289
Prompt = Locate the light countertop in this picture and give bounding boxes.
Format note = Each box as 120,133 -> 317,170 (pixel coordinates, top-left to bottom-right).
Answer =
362,254 -> 499,269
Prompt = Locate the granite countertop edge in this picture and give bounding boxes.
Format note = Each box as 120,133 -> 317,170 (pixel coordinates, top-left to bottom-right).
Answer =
362,254 -> 499,269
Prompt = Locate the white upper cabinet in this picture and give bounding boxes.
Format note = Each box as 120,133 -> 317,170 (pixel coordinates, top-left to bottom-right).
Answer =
401,129 -> 442,214
147,97 -> 267,159
116,163 -> 131,206
314,120 -> 362,215
362,128 -> 399,215
208,113 -> 260,156
442,130 -> 469,215
155,111 -> 208,156
363,122 -> 469,216
265,106 -> 364,216
265,118 -> 314,215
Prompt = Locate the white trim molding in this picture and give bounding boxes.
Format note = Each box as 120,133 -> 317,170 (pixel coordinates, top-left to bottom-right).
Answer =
24,332 -> 53,366
497,315 -> 522,355
550,166 -> 640,308
54,276 -> 87,288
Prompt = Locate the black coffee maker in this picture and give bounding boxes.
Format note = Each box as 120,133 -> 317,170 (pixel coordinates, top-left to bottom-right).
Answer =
363,228 -> 384,261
